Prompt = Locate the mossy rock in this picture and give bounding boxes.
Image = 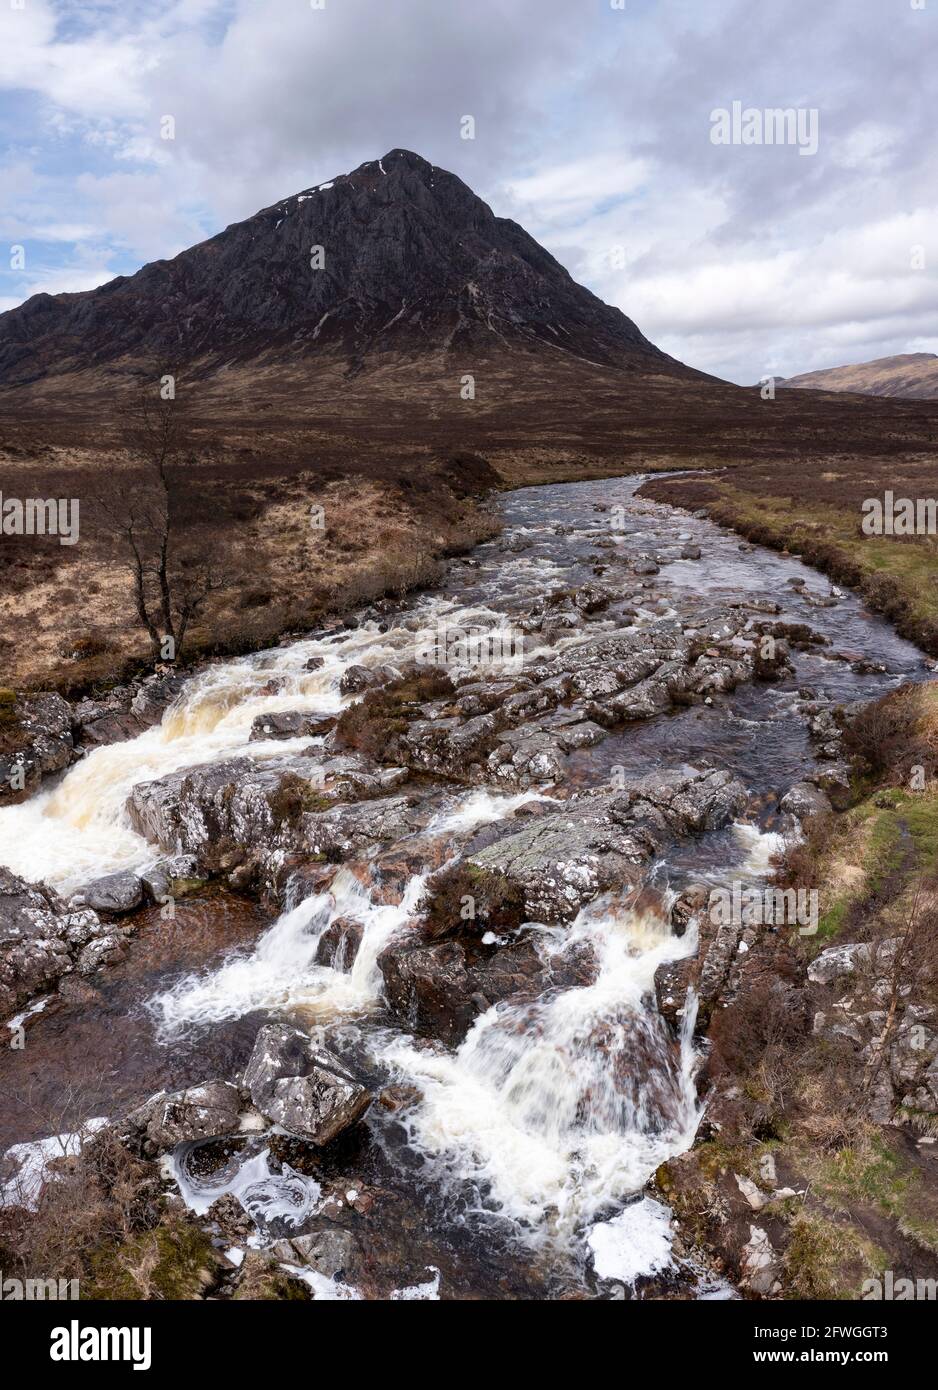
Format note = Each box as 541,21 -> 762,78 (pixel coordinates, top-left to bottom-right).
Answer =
0,688 -> 18,726
267,773 -> 328,827
420,862 -> 527,940
83,1211 -> 222,1300
232,1251 -> 311,1301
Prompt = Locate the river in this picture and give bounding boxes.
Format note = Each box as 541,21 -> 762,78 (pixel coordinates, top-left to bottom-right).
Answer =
0,475 -> 927,1299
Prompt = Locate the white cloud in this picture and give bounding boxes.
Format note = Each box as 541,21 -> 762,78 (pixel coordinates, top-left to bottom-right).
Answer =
0,0 -> 934,383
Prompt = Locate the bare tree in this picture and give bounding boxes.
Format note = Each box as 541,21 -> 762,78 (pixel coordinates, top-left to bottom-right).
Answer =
98,385 -> 223,662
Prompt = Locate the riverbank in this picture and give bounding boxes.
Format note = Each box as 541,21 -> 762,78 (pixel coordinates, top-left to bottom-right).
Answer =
655,680 -> 938,1298
639,461 -> 938,658
0,445 -> 502,697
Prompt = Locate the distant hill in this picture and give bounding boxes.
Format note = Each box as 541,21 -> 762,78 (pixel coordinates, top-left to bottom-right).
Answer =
774,353 -> 938,401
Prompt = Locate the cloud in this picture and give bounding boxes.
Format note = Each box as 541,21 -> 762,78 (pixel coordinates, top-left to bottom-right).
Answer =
0,0 -> 934,383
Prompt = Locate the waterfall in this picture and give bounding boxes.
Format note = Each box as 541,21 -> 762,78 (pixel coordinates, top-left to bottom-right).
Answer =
377,898 -> 702,1253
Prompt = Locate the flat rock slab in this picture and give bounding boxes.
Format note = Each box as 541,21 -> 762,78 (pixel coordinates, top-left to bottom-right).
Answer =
467,767 -> 748,921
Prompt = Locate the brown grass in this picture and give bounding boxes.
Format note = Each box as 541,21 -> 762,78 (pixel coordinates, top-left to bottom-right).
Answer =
334,669 -> 455,761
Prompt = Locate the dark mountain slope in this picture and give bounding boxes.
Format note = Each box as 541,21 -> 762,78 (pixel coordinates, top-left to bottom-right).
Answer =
0,149 -> 696,386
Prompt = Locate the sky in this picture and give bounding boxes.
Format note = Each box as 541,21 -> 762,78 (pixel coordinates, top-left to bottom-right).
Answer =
1,0 -> 935,385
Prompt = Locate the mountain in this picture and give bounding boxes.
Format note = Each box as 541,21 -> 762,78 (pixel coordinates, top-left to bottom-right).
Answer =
776,353 -> 938,401
0,149 -> 692,389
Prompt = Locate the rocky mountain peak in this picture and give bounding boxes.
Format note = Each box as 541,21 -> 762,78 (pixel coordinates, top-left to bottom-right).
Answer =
0,149 -> 685,387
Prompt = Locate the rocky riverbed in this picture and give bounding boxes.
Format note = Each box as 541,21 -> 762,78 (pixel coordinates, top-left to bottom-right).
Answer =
0,474 -> 932,1300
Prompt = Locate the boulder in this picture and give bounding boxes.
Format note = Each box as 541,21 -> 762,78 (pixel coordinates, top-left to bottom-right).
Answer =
340,663 -> 399,695
122,1080 -> 244,1156
780,782 -> 832,820
242,1024 -> 372,1145
467,767 -> 748,921
270,1225 -> 362,1282
378,931 -> 595,1044
315,917 -> 364,971
572,583 -> 611,615
73,870 -> 144,916
139,855 -> 207,903
249,711 -> 335,742
808,941 -> 875,986
0,691 -> 74,803
302,794 -> 430,861
0,866 -> 105,1019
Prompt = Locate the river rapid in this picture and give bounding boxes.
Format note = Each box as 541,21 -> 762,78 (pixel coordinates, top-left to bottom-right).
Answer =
0,475 -> 927,1299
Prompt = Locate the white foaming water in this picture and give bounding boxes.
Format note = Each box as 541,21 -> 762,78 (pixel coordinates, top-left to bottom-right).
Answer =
0,595 -> 524,895
732,822 -> 788,876
378,899 -> 702,1250
172,1142 -> 321,1226
150,868 -> 428,1036
587,1196 -> 674,1284
425,787 -> 554,835
149,784 -> 544,1036
0,641 -> 345,893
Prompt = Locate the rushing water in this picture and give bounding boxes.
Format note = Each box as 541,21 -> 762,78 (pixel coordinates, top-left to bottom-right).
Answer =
0,475 -> 928,1297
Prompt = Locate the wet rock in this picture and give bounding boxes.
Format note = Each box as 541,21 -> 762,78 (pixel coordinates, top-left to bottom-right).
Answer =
301,794 -> 430,861
808,762 -> 851,807
379,936 -> 537,1042
242,1023 -> 372,1145
487,726 -> 567,786
122,1080 -> 244,1157
57,975 -> 102,1005
72,870 -> 144,916
75,675 -> 187,749
632,559 -> 660,576
572,582 -> 611,614
680,544 -> 701,560
0,866 -> 106,1018
780,782 -> 832,821
654,887 -> 750,1033
249,711 -> 335,741
0,691 -> 74,804
315,916 -> 364,971
128,752 -> 357,872
670,883 -> 710,937
78,711 -> 148,746
379,931 -> 595,1044
340,663 -> 400,695
270,1225 -> 362,1281
139,855 -> 207,903
130,674 -> 188,723
76,930 -> 128,974
378,1083 -> 423,1113
468,767 -> 748,921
